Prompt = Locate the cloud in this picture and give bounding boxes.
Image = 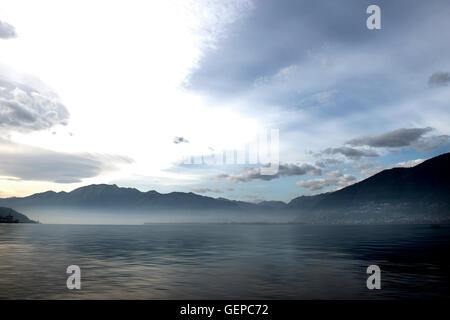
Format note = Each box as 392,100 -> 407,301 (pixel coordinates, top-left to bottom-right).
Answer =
322,147 -> 378,160
412,135 -> 450,152
0,20 -> 17,39
346,127 -> 449,152
352,161 -> 374,170
187,0 -> 448,101
316,91 -> 333,104
429,72 -> 450,87
0,139 -> 133,183
0,73 -> 69,134
347,128 -> 433,148
187,0 -> 393,97
296,170 -> 356,191
173,136 -> 189,144
393,158 -> 426,168
182,0 -> 450,193
315,158 -> 343,168
220,163 -> 321,183
325,170 -> 345,178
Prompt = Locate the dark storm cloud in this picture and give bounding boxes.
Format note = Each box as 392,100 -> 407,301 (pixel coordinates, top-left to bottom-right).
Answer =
347,128 -> 433,148
429,72 -> 450,87
186,0 -> 443,98
220,163 -> 321,183
0,139 -> 133,183
346,127 -> 449,151
173,136 -> 189,144
0,20 -> 17,39
322,147 -> 378,160
188,0 -> 368,96
0,77 -> 69,133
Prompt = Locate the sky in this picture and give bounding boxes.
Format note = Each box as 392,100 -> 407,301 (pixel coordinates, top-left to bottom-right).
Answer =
0,0 -> 449,202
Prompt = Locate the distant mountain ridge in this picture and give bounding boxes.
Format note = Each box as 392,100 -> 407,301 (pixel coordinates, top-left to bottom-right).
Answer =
1,184 -> 244,211
1,152 -> 449,224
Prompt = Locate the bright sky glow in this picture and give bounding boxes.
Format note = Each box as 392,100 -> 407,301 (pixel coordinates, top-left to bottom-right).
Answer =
1,0 -> 449,201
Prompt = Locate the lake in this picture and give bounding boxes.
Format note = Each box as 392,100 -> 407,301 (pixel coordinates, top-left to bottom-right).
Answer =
0,223 -> 449,299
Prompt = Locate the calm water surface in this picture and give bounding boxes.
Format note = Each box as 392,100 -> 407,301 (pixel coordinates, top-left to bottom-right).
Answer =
0,223 -> 449,299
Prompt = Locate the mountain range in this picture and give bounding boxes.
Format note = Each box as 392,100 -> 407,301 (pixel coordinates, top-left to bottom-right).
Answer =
0,152 -> 449,224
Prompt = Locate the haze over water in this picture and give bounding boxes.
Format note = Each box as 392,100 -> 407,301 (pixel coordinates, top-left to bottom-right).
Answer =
0,223 -> 449,299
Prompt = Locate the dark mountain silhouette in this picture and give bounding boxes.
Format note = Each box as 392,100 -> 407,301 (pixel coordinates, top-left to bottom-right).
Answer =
0,152 -> 449,224
288,152 -> 450,223
0,184 -> 241,211
0,207 -> 37,223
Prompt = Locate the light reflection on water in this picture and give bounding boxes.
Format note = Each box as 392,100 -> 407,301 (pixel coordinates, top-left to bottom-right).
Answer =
0,223 -> 449,299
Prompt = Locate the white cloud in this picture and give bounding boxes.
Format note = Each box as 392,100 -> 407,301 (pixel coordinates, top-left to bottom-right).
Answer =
0,70 -> 69,134
296,171 -> 356,191
0,0 -> 260,196
392,158 -> 426,168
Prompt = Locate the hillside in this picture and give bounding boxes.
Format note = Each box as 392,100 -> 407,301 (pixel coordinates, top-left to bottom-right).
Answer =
288,152 -> 450,223
0,207 -> 37,223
